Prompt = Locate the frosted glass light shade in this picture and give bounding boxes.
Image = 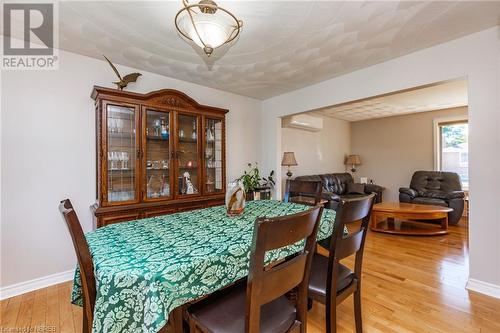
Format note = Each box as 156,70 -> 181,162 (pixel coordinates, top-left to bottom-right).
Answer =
178,12 -> 233,50
175,1 -> 242,56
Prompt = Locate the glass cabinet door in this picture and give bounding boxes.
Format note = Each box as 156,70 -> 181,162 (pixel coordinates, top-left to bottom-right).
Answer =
105,103 -> 138,203
144,109 -> 172,200
176,114 -> 200,196
204,118 -> 224,194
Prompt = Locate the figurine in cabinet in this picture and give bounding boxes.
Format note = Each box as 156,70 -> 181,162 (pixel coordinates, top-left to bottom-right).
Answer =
183,171 -> 197,194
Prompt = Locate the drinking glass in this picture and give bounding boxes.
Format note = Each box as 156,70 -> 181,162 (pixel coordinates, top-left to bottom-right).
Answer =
123,152 -> 129,169
108,152 -> 112,168
112,152 -> 118,170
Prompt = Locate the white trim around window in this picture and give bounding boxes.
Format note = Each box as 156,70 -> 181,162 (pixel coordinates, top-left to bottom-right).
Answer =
433,114 -> 469,190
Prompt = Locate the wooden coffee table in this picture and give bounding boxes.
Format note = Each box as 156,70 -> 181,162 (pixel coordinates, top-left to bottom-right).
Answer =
371,202 -> 453,235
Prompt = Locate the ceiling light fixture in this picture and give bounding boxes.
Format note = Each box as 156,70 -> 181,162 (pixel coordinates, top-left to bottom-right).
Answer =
175,0 -> 243,57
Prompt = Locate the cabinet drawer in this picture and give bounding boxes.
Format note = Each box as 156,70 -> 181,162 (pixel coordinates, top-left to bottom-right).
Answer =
100,212 -> 140,227
143,208 -> 176,218
178,204 -> 205,212
205,200 -> 224,208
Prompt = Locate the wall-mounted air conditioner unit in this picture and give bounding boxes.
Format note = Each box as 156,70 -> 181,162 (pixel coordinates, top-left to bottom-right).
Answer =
282,114 -> 323,132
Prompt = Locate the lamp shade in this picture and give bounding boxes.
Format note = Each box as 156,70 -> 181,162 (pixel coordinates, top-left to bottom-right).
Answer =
281,152 -> 298,166
345,155 -> 361,165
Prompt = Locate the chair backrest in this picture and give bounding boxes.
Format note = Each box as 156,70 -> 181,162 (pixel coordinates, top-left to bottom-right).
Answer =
59,199 -> 95,331
246,206 -> 323,333
283,179 -> 322,205
326,195 -> 375,295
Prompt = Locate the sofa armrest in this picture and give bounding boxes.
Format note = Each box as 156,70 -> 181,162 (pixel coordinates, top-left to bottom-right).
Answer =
399,187 -> 418,198
364,183 -> 384,194
446,191 -> 465,200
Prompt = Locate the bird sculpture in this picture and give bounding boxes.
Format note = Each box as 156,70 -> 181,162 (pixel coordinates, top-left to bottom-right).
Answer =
103,55 -> 142,90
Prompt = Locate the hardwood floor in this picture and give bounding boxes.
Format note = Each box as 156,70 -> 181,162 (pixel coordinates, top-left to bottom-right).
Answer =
2,218 -> 500,332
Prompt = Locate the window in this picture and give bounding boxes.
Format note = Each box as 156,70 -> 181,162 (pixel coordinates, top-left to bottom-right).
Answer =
438,120 -> 468,189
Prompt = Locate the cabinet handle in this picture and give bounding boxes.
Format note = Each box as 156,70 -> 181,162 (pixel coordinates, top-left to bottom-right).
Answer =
137,149 -> 141,159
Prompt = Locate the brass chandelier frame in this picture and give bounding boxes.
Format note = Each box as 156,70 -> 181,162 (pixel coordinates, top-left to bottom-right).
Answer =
175,0 -> 243,56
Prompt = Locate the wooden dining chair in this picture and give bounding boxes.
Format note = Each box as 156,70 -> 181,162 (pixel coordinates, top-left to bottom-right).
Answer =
308,194 -> 375,333
283,179 -> 323,206
187,205 -> 324,333
59,199 -> 96,333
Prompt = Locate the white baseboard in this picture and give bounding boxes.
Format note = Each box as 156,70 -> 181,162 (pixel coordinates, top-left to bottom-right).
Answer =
466,278 -> 500,299
2,272 -> 498,302
0,270 -> 74,301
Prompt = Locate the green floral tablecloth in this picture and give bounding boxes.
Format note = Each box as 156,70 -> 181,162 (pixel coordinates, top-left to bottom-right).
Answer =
71,200 -> 336,333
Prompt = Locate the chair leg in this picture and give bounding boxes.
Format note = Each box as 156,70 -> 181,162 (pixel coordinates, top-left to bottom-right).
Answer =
354,289 -> 363,333
189,317 -> 198,333
82,310 -> 89,333
325,302 -> 337,333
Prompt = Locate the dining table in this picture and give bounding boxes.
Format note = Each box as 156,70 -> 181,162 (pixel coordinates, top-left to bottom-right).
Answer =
71,200 -> 336,333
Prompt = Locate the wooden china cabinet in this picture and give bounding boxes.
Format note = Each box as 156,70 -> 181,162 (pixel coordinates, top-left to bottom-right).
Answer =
91,86 -> 227,228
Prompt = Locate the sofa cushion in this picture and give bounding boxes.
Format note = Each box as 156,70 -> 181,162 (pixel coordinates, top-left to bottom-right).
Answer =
334,173 -> 354,194
421,189 -> 447,199
319,174 -> 338,193
413,197 -> 448,207
346,183 -> 365,195
410,171 -> 462,196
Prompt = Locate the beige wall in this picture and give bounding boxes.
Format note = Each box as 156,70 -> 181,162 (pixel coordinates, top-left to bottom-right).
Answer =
351,106 -> 468,201
281,116 -> 351,181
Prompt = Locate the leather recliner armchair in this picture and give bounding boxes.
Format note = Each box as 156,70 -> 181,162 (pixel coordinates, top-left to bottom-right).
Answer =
399,171 -> 465,225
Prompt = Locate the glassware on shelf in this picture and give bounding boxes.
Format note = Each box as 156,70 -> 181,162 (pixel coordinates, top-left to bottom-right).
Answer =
153,119 -> 161,136
106,104 -> 137,203
162,159 -> 169,169
161,117 -> 169,139
179,128 -> 185,139
109,118 -> 124,133
205,147 -> 213,159
121,152 -> 129,169
108,151 -> 116,170
108,118 -> 114,133
207,126 -> 215,141
109,191 -> 133,202
192,120 -> 197,140
117,118 -> 123,133
161,175 -> 170,196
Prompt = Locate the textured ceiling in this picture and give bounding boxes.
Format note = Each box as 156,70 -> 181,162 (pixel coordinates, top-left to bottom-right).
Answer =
5,1 -> 500,99
312,79 -> 468,121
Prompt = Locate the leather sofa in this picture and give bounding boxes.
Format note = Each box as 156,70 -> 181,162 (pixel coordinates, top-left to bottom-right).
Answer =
399,171 -> 465,225
294,173 -> 384,210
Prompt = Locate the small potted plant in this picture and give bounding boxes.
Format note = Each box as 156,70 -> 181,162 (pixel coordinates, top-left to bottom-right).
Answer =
255,170 -> 275,200
238,163 -> 275,201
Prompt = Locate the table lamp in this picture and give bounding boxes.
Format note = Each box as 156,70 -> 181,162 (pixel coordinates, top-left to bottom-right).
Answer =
281,152 -> 298,179
345,154 -> 361,173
